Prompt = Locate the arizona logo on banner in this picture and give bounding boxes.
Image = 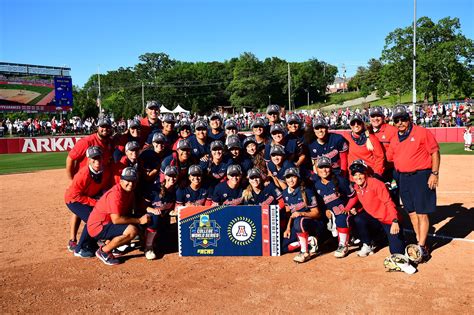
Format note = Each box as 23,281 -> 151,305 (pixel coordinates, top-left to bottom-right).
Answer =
178,205 -> 280,256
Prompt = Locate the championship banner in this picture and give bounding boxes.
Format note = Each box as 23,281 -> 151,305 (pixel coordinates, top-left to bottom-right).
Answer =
178,205 -> 280,256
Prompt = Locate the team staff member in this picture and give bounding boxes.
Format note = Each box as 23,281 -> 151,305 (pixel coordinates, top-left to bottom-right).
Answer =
65,146 -> 112,256
282,167 -> 322,263
140,101 -> 163,144
66,117 -> 114,180
211,165 -> 245,206
350,160 -> 406,257
87,167 -> 151,266
343,114 -> 385,179
208,113 -> 225,142
113,141 -> 139,184
387,105 -> 440,261
308,117 -> 348,176
313,156 -> 358,258
113,119 -> 142,162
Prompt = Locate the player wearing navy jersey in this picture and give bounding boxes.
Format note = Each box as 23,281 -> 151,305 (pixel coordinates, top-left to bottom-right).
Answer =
226,135 -> 253,179
211,165 -> 244,206
242,168 -> 283,207
266,144 -> 296,190
250,118 -> 269,152
308,117 -> 349,176
172,119 -> 193,151
208,113 -> 225,142
281,167 -> 323,263
200,140 -> 230,191
243,136 -> 268,182
175,165 -> 211,207
266,104 -> 284,126
113,119 -> 142,162
144,165 -> 178,260
138,133 -> 167,188
313,156 -> 358,258
160,139 -> 196,186
147,113 -> 177,156
188,119 -> 211,160
264,124 -> 301,165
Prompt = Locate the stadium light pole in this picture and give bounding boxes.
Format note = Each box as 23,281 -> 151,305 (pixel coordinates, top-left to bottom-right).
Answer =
412,0 -> 417,122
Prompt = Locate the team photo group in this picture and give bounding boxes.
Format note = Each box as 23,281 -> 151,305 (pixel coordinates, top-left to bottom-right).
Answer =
64,100 -> 439,272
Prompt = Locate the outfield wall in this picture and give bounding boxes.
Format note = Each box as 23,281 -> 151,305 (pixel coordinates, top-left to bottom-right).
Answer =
0,127 -> 467,154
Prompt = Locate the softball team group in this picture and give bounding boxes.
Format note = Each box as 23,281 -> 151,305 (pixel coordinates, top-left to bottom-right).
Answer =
64,102 -> 440,272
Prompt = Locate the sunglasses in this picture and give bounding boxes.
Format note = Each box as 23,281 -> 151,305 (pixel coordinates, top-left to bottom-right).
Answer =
269,113 -> 278,116
228,174 -> 241,177
350,121 -> 364,126
154,141 -> 165,145
196,128 -> 207,131
271,153 -> 283,157
249,176 -> 260,180
394,117 -> 409,124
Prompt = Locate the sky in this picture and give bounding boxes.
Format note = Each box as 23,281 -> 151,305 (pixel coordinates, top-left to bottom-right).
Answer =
1,0 -> 473,87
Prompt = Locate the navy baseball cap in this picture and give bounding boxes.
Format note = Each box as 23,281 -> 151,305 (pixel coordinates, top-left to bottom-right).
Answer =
247,167 -> 262,179
243,136 -> 257,148
164,165 -> 178,177
267,104 -> 280,114
251,118 -> 266,129
313,117 -> 328,129
98,117 -> 112,127
369,106 -> 384,117
178,120 -> 192,130
195,119 -> 208,130
287,113 -> 301,124
152,132 -> 166,143
349,159 -> 368,175
146,101 -> 160,109
129,119 -> 141,129
86,146 -> 102,159
227,164 -> 242,176
270,144 -> 285,156
120,167 -> 138,182
188,165 -> 203,176
317,156 -> 332,168
163,113 -> 175,123
350,114 -> 364,124
270,123 -> 286,135
227,138 -> 242,150
210,140 -> 224,150
284,167 -> 300,178
392,105 -> 410,119
225,120 -> 238,130
125,141 -> 140,152
210,113 -> 222,121
177,139 -> 192,150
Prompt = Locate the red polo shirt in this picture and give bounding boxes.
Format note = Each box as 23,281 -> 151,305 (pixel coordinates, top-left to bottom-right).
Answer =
87,183 -> 135,238
371,123 -> 398,152
68,133 -> 114,174
64,165 -> 112,206
386,124 -> 439,173
354,177 -> 398,225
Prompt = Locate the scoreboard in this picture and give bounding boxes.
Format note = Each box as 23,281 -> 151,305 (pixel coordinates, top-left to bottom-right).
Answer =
54,77 -> 73,106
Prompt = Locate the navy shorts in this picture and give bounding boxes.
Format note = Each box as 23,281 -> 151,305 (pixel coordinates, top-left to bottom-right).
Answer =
93,223 -> 129,240
399,169 -> 436,214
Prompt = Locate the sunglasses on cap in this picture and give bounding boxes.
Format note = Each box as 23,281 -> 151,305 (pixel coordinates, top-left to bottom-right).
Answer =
394,117 -> 410,124
350,120 -> 364,126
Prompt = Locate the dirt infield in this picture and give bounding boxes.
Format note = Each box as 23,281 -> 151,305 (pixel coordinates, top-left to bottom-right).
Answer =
0,89 -> 40,104
0,155 -> 472,313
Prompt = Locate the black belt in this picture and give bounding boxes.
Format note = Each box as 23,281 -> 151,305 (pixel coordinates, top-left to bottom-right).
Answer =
398,169 -> 430,176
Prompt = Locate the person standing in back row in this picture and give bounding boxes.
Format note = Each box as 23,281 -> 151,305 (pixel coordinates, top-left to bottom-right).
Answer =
387,105 -> 440,262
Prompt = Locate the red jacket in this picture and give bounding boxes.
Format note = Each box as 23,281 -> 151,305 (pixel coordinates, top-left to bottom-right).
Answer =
354,177 -> 398,225
64,165 -> 112,206
343,132 -> 385,177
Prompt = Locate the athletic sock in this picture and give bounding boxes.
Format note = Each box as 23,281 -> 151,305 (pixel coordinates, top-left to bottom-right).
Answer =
337,227 -> 350,246
146,228 -> 157,249
297,232 -> 309,253
288,241 -> 301,252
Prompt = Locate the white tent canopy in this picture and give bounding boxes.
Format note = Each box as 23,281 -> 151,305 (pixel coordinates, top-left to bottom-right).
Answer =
160,105 -> 173,113
172,104 -> 190,114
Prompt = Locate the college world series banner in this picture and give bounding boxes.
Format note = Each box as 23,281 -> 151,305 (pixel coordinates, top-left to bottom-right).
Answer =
178,205 -> 280,256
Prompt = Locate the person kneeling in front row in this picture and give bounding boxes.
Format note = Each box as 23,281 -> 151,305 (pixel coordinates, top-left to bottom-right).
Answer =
87,167 -> 151,266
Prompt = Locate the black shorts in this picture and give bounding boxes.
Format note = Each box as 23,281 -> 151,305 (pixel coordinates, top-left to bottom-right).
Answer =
399,169 -> 436,214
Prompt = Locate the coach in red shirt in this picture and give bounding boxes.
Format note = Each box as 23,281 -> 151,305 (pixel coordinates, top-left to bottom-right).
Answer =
88,167 -> 150,265
66,117 -> 114,180
387,105 -> 440,262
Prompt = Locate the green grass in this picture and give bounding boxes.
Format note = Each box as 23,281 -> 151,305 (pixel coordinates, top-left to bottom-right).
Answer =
297,91 -> 361,110
0,143 -> 470,175
439,142 -> 474,155
0,151 -> 68,175
0,84 -> 53,105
